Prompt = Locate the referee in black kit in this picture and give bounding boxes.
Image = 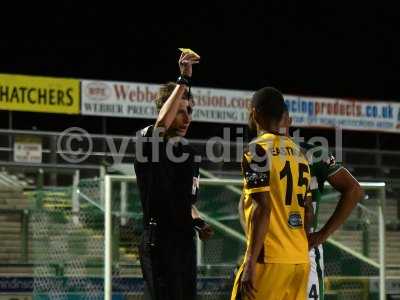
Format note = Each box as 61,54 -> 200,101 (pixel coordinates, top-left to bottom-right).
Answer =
134,50 -> 214,300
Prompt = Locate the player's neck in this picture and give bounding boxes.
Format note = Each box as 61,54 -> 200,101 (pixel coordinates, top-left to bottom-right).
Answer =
257,125 -> 282,136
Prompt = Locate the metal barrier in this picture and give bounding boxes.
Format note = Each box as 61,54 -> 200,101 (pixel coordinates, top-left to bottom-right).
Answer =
0,128 -> 399,180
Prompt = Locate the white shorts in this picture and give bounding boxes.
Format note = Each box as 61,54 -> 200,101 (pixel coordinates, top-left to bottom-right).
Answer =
307,244 -> 324,300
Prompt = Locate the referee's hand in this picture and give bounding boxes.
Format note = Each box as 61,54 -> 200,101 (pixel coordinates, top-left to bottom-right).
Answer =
179,52 -> 200,78
198,223 -> 214,240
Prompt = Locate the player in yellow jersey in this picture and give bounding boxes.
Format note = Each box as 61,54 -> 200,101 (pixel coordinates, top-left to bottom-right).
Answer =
231,87 -> 311,300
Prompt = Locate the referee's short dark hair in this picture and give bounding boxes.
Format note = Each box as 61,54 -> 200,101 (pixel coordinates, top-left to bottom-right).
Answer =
252,87 -> 285,122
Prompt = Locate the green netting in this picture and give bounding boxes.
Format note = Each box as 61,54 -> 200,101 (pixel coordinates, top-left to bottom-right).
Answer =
29,187 -> 105,299
318,185 -> 382,300
26,177 -> 384,299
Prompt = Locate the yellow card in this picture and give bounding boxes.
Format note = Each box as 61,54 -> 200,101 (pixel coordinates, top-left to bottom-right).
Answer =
178,48 -> 200,58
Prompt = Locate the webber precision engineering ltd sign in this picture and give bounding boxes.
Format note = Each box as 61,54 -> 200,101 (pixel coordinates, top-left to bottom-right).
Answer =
81,80 -> 160,119
0,74 -> 80,114
81,80 -> 252,124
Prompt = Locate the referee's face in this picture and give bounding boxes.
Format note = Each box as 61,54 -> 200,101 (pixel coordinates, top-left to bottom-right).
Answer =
170,99 -> 193,137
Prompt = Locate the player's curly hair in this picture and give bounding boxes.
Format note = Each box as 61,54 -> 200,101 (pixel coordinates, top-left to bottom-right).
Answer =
155,82 -> 194,112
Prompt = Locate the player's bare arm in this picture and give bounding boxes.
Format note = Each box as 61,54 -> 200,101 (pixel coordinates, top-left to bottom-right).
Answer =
308,168 -> 364,248
241,191 -> 271,300
304,195 -> 314,239
155,52 -> 199,130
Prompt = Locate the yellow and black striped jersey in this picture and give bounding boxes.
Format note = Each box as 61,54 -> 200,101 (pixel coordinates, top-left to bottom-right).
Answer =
242,132 -> 311,264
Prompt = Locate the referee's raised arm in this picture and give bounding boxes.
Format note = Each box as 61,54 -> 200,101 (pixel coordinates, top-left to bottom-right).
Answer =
155,52 -> 199,130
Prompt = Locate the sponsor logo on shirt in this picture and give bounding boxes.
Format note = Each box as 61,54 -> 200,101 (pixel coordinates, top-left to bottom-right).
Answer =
288,212 -> 303,229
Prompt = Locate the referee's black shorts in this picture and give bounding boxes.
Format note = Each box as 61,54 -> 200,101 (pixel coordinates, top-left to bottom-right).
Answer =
139,230 -> 197,300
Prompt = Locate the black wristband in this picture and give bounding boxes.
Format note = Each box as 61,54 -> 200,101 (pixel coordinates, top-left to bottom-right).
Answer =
177,75 -> 191,86
193,218 -> 206,231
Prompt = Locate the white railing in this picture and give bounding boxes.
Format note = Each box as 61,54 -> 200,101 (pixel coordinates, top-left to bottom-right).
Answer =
0,128 -> 399,182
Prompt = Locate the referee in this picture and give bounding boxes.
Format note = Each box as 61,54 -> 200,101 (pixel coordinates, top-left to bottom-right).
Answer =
134,51 -> 213,300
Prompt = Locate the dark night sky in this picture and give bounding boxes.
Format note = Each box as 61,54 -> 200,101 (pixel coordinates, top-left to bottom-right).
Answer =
0,2 -> 399,151
1,2 -> 399,100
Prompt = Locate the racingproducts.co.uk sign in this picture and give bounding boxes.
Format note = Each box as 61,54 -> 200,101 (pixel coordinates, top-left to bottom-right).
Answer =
81,80 -> 400,133
286,95 -> 400,133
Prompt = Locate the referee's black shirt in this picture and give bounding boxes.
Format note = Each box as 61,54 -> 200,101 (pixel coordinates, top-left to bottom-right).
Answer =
134,125 -> 200,235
